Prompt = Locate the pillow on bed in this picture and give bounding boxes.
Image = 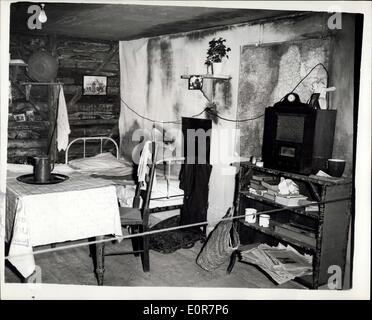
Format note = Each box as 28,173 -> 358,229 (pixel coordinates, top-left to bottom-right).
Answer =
68,152 -> 132,171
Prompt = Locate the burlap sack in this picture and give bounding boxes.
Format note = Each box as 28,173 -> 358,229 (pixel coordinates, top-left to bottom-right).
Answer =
196,208 -> 240,271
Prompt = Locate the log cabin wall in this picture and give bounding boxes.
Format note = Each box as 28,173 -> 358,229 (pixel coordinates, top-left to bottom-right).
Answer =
8,33 -> 120,164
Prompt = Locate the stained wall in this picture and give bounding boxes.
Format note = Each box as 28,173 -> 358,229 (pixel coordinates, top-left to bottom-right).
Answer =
119,12 -> 357,225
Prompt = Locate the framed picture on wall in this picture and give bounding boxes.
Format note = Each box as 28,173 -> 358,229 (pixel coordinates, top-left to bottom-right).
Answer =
13,113 -> 26,122
83,75 -> 107,96
188,75 -> 203,90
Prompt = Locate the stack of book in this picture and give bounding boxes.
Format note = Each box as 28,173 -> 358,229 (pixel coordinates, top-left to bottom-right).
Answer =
249,174 -> 278,197
275,194 -> 308,207
262,189 -> 277,202
298,199 -> 319,212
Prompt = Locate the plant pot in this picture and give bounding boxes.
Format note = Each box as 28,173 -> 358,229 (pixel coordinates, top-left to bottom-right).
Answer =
212,62 -> 222,75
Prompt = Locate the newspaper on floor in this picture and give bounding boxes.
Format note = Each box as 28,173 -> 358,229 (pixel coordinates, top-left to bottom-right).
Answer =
240,243 -> 313,285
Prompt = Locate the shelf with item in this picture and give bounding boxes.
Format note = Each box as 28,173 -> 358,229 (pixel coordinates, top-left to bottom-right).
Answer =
234,162 -> 353,289
239,219 -> 317,253
239,190 -> 320,219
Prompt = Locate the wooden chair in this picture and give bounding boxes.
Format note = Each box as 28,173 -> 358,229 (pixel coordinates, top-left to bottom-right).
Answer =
105,150 -> 157,273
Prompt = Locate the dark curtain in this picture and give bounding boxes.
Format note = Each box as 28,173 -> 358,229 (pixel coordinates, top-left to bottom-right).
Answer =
179,163 -> 212,225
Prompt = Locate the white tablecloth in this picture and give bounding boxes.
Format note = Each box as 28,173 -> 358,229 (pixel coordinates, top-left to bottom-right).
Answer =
6,173 -> 122,278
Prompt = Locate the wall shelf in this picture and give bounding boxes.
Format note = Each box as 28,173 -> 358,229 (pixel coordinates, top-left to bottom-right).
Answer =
181,74 -> 231,80
10,59 -> 27,67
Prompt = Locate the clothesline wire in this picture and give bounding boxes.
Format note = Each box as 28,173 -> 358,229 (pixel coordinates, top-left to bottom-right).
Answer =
279,62 -> 330,102
4,196 -> 350,261
121,97 -> 265,124
121,97 -> 183,124
212,112 -> 265,122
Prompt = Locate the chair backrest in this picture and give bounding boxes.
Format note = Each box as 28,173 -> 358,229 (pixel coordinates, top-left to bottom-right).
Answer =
132,141 -> 158,225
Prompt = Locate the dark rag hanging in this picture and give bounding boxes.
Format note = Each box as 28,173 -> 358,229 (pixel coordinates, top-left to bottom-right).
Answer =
179,163 -> 212,226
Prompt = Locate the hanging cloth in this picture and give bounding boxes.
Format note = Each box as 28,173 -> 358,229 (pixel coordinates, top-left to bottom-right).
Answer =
179,163 -> 212,225
137,140 -> 157,190
56,85 -> 71,151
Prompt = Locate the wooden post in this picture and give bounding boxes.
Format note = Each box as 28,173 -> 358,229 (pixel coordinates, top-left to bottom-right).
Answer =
47,85 -> 57,161
95,235 -> 105,285
48,35 -> 58,162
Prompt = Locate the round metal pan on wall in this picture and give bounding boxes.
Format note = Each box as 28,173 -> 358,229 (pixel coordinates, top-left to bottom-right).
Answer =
27,50 -> 58,82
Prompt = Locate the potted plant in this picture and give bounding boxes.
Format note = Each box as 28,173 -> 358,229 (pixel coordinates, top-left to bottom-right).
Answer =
205,37 -> 231,74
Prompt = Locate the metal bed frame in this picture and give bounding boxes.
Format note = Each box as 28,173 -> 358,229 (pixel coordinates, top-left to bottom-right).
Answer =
65,137 -> 185,212
65,136 -> 119,164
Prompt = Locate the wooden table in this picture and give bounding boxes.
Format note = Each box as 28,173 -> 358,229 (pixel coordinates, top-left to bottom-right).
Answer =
5,172 -> 122,285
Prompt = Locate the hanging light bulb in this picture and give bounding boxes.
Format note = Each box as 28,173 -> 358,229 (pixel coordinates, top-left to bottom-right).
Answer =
38,4 -> 47,23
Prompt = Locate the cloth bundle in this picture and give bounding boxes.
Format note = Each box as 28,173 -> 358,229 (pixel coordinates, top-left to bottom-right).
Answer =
57,85 -> 71,151
137,141 -> 157,190
196,208 -> 240,271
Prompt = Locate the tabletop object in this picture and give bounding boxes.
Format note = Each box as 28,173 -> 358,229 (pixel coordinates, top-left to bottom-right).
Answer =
16,173 -> 69,185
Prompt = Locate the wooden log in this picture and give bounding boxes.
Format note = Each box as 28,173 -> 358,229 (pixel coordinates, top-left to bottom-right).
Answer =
107,77 -> 120,87
8,131 -> 44,140
11,101 -> 49,115
67,101 -> 119,113
67,87 -> 83,108
11,83 -> 48,117
57,39 -> 113,52
7,148 -> 47,158
57,68 -> 118,79
67,103 -> 120,121
69,119 -> 118,126
8,121 -> 49,140
103,123 -> 119,148
66,44 -> 119,109
70,127 -> 113,138
68,114 -> 118,121
55,77 -> 75,85
15,85 -> 49,100
107,87 -> 120,95
90,44 -> 119,74
8,120 -> 49,130
61,85 -> 82,95
59,60 -> 118,70
57,50 -> 119,62
8,139 -> 48,149
76,62 -> 119,71
70,95 -> 119,104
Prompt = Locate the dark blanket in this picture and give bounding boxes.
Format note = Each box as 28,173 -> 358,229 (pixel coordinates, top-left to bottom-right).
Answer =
148,215 -> 204,254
